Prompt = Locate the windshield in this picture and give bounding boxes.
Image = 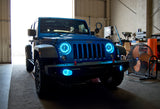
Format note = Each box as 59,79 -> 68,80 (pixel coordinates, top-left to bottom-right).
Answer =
39,18 -> 90,35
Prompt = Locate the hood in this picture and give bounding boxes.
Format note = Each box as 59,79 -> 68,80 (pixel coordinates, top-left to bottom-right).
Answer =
40,33 -> 110,42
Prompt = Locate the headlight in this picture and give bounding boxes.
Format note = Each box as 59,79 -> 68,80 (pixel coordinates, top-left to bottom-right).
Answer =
105,43 -> 114,53
59,42 -> 71,55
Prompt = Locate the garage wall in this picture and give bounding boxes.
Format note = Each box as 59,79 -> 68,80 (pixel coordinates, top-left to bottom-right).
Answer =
111,0 -> 147,41
111,0 -> 160,41
0,0 -> 11,63
75,0 -> 109,38
153,0 -> 160,34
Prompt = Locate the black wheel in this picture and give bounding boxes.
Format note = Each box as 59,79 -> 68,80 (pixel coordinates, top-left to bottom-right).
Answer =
35,59 -> 46,98
25,45 -> 32,59
100,71 -> 124,89
25,45 -> 34,72
26,60 -> 34,72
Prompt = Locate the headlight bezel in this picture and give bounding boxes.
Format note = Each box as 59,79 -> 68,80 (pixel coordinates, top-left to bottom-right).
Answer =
105,42 -> 115,53
59,42 -> 71,55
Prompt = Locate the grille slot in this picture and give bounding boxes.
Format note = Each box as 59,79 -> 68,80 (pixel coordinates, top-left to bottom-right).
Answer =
83,44 -> 87,58
73,43 -> 105,61
88,44 -> 92,58
97,44 -> 101,58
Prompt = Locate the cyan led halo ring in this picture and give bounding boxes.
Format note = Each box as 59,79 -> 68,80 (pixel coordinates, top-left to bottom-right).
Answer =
62,69 -> 73,76
105,42 -> 114,53
119,65 -> 123,71
59,42 -> 71,55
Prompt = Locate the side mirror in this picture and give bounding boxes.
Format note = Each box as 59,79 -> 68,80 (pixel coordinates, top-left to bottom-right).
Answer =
28,29 -> 36,36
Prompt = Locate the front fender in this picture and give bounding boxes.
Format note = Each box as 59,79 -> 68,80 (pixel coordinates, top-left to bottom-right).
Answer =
34,44 -> 58,58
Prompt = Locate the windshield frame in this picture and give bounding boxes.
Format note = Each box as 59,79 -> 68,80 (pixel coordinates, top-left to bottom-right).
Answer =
38,18 -> 91,36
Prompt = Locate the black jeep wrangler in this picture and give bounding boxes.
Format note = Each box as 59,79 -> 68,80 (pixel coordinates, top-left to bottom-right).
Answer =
25,17 -> 128,97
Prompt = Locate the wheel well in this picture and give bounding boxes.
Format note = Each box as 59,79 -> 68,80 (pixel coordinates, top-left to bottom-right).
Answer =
116,45 -> 126,56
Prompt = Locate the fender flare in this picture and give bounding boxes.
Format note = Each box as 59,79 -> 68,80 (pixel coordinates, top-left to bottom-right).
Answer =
34,44 -> 58,58
116,45 -> 126,56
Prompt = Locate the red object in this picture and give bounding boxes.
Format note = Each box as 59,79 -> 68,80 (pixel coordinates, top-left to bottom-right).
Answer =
148,38 -> 157,71
148,38 -> 157,57
74,61 -> 77,65
91,78 -> 101,83
158,45 -> 160,59
112,59 -> 115,63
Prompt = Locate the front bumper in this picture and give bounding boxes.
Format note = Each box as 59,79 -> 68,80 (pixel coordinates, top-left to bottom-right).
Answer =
44,60 -> 129,83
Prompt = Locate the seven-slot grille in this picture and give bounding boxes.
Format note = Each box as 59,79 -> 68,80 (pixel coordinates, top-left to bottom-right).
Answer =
73,43 -> 106,61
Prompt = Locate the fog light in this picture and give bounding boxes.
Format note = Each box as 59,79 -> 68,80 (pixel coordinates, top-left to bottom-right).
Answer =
119,65 -> 123,71
62,69 -> 72,76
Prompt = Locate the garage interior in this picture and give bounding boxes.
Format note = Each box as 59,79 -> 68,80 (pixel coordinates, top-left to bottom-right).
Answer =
0,0 -> 160,109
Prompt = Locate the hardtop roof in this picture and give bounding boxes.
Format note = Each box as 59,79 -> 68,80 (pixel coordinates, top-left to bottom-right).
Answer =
38,17 -> 86,22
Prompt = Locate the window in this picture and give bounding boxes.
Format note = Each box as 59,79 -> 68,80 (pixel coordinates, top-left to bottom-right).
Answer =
39,18 -> 89,35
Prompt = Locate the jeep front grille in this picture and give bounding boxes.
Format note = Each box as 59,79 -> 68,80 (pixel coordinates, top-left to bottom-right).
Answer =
73,43 -> 105,61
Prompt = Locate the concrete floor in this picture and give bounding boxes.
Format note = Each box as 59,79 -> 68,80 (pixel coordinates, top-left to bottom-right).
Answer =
0,64 -> 12,109
119,74 -> 160,108
1,62 -> 160,109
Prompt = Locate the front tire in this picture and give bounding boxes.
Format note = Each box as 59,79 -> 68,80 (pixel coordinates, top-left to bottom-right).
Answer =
100,71 -> 124,89
25,45 -> 34,72
26,60 -> 34,72
35,59 -> 46,98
